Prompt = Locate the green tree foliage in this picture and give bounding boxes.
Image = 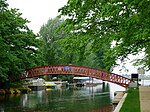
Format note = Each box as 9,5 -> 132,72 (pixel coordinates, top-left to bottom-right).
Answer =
0,0 -> 42,84
59,0 -> 150,70
39,17 -> 78,81
39,17 -> 76,65
39,17 -> 107,81
40,16 -> 108,71
60,33 -> 108,69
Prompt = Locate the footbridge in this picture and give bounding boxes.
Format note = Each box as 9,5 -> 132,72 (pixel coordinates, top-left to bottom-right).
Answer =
11,65 -> 133,88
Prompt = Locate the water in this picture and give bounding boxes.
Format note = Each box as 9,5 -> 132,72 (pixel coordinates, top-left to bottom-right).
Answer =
0,82 -> 125,112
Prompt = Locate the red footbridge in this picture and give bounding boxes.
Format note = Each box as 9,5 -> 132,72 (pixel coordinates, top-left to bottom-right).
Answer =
11,65 -> 133,88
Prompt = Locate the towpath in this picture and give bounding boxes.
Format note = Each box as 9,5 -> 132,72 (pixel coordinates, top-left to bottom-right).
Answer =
139,86 -> 150,112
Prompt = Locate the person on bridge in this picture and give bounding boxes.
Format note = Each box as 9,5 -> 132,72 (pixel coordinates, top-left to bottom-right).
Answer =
64,66 -> 71,71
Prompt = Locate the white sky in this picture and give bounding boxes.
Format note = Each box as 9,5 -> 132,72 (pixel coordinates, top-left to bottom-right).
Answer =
7,0 -> 68,33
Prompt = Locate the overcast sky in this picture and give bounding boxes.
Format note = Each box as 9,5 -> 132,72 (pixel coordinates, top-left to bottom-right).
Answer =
7,0 -> 68,33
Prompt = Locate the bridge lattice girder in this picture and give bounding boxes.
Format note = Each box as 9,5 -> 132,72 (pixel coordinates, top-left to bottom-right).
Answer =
11,65 -> 133,88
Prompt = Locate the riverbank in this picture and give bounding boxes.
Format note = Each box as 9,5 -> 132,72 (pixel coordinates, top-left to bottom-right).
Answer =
119,87 -> 140,112
113,93 -> 127,112
114,86 -> 150,112
112,87 -> 140,112
112,91 -> 125,105
0,88 -> 32,94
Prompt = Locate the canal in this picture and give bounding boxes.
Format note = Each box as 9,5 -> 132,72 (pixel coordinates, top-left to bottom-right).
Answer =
0,82 -> 125,112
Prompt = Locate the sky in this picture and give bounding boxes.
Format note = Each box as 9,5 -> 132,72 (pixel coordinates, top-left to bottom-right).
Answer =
7,0 -> 68,34
7,0 -> 150,75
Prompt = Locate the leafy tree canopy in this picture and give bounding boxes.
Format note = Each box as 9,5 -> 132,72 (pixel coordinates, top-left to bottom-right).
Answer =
39,17 -> 107,82
59,0 -> 150,70
0,0 -> 42,84
39,17 -> 75,65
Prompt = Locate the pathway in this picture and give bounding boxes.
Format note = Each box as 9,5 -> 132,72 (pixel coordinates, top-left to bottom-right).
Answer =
139,86 -> 150,112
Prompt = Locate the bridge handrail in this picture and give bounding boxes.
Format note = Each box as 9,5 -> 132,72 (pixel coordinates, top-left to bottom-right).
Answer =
11,64 -> 134,88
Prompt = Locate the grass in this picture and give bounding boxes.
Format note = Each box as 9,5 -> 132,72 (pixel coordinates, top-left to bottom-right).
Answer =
120,88 -> 140,112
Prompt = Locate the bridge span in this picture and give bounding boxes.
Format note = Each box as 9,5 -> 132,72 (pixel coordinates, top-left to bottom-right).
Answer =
11,65 -> 133,88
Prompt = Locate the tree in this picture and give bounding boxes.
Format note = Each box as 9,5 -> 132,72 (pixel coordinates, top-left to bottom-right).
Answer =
59,33 -> 108,69
59,0 -> 150,70
39,17 -> 107,82
39,17 -> 77,81
39,17 -> 77,65
0,0 -> 42,85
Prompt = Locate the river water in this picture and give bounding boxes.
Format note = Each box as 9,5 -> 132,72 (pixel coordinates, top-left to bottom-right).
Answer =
0,82 -> 125,112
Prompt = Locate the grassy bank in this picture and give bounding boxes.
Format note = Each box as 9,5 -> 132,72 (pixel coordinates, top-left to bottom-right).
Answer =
120,88 -> 140,112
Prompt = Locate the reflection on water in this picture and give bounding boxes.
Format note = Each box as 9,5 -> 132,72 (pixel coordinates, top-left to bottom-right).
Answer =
0,82 -> 116,112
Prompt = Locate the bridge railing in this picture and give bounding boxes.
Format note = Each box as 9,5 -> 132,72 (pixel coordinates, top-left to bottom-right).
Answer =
11,65 -> 133,88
